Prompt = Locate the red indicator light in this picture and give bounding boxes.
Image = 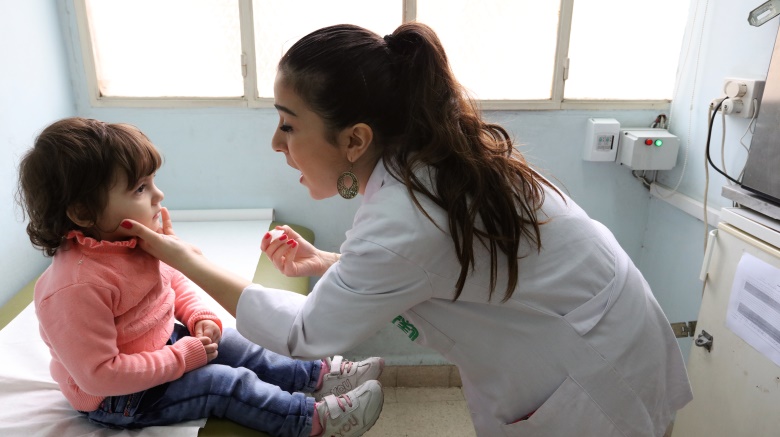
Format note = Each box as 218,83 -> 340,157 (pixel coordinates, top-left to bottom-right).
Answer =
644,138 -> 653,146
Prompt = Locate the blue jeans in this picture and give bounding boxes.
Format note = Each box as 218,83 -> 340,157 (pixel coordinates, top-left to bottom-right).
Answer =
85,325 -> 321,437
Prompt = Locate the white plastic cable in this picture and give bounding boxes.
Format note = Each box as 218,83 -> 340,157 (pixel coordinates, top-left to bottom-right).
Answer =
659,0 -> 710,198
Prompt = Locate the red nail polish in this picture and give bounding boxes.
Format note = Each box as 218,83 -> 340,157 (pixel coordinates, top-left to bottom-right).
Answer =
287,239 -> 295,245
264,233 -> 271,239
279,235 -> 288,241
120,221 -> 133,229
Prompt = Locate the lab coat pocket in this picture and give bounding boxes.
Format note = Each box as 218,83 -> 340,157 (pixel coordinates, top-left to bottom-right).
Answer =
501,376 -> 623,437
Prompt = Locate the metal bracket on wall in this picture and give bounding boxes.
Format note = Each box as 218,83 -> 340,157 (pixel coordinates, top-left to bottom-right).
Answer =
694,330 -> 714,352
671,321 -> 698,338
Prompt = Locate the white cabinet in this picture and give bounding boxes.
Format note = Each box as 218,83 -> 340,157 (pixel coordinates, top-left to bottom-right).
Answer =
672,208 -> 780,437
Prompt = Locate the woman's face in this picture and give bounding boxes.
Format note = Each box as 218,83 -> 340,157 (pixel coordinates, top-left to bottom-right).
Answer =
271,73 -> 350,200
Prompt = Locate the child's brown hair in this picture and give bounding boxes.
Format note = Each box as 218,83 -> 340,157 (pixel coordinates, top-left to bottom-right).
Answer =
16,117 -> 162,256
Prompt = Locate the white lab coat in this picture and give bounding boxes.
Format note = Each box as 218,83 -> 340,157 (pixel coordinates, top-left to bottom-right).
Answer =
236,160 -> 692,437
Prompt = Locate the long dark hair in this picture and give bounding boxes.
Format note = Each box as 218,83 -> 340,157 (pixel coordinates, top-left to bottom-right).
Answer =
279,23 -> 561,302
16,117 -> 162,256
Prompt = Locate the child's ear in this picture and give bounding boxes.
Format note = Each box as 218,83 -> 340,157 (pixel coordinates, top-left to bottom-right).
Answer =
66,204 -> 94,228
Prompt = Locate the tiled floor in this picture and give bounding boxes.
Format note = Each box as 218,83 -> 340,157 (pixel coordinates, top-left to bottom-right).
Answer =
366,366 -> 677,437
365,386 -> 677,437
365,387 -> 476,437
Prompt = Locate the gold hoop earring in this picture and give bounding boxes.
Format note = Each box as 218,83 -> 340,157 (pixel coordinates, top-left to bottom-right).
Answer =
337,165 -> 359,199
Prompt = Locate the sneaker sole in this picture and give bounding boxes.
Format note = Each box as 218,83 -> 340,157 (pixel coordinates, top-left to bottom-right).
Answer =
358,384 -> 385,436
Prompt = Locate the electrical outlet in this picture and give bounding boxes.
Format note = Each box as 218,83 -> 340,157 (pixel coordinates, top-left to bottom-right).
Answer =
721,77 -> 766,118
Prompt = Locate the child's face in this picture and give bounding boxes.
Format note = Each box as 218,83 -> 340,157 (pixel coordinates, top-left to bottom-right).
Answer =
95,172 -> 164,241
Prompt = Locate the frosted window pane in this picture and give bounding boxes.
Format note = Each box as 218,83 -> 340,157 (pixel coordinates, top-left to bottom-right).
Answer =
417,0 -> 560,100
253,0 -> 402,98
567,0 -> 688,100
86,0 -> 243,98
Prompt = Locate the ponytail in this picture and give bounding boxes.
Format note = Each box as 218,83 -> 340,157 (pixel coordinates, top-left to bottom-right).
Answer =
383,23 -> 561,302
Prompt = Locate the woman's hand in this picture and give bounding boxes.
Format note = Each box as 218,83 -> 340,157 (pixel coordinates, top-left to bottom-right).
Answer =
121,207 -> 203,270
123,207 -> 251,317
261,225 -> 339,277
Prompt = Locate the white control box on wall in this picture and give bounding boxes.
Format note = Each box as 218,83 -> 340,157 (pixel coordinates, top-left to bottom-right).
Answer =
618,129 -> 679,170
583,118 -> 620,162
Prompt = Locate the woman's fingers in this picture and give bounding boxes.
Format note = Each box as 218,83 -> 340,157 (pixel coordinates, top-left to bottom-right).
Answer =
261,229 -> 284,251
121,218 -> 172,260
263,234 -> 298,273
261,225 -> 298,250
123,207 -> 175,242
280,239 -> 299,275
159,207 -> 176,236
121,214 -> 202,263
120,218 -> 162,242
265,239 -> 286,270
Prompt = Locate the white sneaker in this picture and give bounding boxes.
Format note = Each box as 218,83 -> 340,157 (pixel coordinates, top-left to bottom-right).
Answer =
315,380 -> 384,437
312,355 -> 385,401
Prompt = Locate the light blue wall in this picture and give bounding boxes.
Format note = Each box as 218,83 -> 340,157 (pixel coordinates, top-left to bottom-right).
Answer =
640,1 -> 779,360
0,0 -> 75,307
5,1 -> 775,365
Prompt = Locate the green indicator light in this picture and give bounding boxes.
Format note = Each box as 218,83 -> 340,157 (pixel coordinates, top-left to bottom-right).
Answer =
655,139 -> 663,147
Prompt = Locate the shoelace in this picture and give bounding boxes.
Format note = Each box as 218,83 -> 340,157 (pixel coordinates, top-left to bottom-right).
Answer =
341,360 -> 353,374
335,394 -> 353,412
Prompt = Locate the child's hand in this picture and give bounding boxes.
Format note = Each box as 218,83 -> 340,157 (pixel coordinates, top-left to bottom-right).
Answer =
199,337 -> 219,362
194,320 -> 222,344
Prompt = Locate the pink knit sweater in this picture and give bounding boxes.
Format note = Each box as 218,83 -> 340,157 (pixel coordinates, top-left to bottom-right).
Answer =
34,231 -> 221,412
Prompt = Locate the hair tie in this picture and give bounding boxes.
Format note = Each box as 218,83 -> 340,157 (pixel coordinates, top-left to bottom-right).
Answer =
383,34 -> 394,46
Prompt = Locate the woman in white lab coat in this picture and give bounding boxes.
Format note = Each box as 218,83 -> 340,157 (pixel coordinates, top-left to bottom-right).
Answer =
124,23 -> 692,437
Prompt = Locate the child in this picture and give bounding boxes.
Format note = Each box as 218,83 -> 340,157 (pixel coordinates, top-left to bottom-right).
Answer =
16,117 -> 385,437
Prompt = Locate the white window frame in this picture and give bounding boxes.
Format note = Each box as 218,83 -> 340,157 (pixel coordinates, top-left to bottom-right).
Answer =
73,0 -> 672,111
